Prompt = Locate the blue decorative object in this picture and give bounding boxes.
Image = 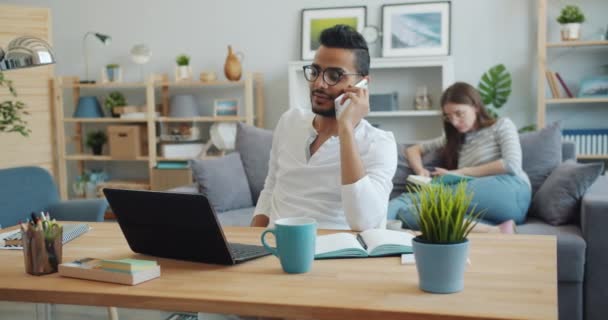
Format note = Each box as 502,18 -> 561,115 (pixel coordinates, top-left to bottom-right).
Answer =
578,75 -> 608,98
412,238 -> 469,293
74,96 -> 104,118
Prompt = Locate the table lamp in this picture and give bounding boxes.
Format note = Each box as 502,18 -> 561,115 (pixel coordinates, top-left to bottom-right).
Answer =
0,36 -> 55,71
81,32 -> 111,84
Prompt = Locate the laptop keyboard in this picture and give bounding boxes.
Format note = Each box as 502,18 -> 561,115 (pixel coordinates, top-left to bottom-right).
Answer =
229,243 -> 269,260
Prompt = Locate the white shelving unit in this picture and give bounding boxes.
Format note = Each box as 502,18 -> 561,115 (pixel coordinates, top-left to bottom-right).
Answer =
288,57 -> 454,142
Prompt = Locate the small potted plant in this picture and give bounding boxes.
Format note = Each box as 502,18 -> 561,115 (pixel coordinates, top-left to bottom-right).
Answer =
557,5 -> 585,41
86,130 -> 107,155
409,182 -> 483,294
175,54 -> 192,81
104,91 -> 127,117
105,64 -> 121,82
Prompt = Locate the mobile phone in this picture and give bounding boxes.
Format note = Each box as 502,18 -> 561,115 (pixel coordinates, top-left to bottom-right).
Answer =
334,79 -> 368,118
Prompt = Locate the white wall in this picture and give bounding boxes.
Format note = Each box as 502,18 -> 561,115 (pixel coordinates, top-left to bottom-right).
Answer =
1,0 -> 606,130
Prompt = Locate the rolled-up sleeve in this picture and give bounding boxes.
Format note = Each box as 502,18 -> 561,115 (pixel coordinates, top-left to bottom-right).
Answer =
496,118 -> 523,175
420,135 -> 446,155
342,131 -> 397,231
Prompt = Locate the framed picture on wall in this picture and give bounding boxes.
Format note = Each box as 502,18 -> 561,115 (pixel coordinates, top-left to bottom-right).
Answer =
301,6 -> 366,60
213,98 -> 239,117
382,2 -> 451,57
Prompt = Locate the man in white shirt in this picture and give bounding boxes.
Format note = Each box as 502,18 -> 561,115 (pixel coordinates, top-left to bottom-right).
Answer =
250,25 -> 397,231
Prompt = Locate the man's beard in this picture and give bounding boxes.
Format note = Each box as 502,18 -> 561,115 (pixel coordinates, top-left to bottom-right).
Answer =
311,89 -> 336,118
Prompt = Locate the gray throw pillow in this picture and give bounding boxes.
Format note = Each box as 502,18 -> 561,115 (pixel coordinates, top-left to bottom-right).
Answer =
519,122 -> 562,194
235,122 -> 273,204
390,143 -> 445,199
190,152 -> 253,213
531,160 -> 604,225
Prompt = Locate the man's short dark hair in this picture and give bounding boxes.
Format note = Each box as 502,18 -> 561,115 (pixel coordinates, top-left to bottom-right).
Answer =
319,24 -> 370,76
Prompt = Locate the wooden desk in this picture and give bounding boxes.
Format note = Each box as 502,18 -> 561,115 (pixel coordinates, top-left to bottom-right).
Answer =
0,223 -> 557,320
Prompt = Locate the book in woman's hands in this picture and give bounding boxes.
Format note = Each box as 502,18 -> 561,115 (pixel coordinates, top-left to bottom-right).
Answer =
315,229 -> 414,259
407,173 -> 473,186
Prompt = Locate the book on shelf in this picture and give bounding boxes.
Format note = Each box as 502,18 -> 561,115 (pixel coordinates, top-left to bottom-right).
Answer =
1,223 -> 90,249
315,229 -> 414,259
554,72 -> 574,98
59,257 -> 160,285
545,70 -> 560,98
156,161 -> 189,169
406,173 -> 474,186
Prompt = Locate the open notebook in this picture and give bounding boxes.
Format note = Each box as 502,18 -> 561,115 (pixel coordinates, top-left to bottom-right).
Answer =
315,229 -> 414,259
0,223 -> 90,250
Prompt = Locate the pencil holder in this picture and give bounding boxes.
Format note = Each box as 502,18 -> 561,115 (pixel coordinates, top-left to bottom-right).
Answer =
22,226 -> 63,275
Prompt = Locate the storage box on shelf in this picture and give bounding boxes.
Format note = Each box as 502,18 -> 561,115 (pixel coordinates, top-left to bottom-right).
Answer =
52,73 -> 265,200
288,57 -> 453,142
536,0 -> 608,161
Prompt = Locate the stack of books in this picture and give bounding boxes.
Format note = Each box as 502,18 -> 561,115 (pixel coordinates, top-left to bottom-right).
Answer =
59,258 -> 160,285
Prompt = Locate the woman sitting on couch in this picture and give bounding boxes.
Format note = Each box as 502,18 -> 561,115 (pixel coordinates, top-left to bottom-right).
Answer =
388,82 -> 531,233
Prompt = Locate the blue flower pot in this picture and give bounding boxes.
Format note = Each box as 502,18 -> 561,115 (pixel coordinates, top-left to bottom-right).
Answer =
412,237 -> 469,294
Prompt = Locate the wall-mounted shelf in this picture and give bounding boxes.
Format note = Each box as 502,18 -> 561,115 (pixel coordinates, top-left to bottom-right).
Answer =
546,98 -> 608,105
546,40 -> 608,48
65,155 -> 149,161
156,116 -> 247,123
367,110 -> 442,117
63,118 -> 149,123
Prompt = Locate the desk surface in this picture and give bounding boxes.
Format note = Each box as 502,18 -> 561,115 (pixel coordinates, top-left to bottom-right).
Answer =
0,223 -> 557,320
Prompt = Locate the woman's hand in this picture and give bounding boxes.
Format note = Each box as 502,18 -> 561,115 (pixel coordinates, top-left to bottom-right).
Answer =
431,167 -> 450,176
415,168 -> 431,177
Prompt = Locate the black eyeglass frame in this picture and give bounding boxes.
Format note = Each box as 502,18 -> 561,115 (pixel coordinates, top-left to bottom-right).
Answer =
302,65 -> 362,86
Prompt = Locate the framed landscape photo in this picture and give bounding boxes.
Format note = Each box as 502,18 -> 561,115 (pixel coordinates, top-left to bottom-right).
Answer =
213,98 -> 239,117
382,2 -> 451,57
301,6 -> 366,60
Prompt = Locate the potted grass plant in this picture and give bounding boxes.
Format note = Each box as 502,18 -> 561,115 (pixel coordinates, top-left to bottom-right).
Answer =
557,5 -> 585,41
409,182 -> 483,294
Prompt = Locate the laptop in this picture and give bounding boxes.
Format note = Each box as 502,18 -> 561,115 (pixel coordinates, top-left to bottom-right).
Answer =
103,188 -> 271,265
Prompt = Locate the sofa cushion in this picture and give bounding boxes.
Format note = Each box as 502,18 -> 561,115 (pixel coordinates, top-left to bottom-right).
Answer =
531,160 -> 604,225
519,122 -> 562,194
216,207 -> 255,227
190,152 -> 253,213
518,218 -> 586,282
235,122 -> 273,204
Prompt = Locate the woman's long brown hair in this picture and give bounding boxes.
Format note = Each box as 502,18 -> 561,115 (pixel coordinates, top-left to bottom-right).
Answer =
440,82 -> 496,170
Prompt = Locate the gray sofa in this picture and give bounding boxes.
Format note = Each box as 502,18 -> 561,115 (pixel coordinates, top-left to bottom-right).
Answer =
175,123 -> 607,320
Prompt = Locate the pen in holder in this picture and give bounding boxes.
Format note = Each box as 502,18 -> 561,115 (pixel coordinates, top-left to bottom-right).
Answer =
21,214 -> 63,276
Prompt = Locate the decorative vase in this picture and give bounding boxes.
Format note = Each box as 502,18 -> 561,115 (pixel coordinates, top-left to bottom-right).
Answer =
85,181 -> 97,199
414,86 -> 432,110
560,23 -> 581,41
224,45 -> 243,81
175,65 -> 192,81
412,237 -> 469,294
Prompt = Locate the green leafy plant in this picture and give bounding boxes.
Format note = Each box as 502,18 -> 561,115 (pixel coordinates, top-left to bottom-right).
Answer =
175,54 -> 190,66
106,63 -> 119,69
408,182 -> 484,243
0,71 -> 30,136
104,91 -> 127,116
478,64 -> 512,118
518,124 -> 537,133
86,130 -> 107,149
557,5 -> 585,24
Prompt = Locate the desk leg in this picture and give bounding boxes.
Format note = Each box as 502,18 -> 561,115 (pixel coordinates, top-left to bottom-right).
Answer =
35,303 -> 52,320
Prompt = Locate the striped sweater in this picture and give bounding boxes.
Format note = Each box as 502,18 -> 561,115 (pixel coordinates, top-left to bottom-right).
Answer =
420,117 -> 531,188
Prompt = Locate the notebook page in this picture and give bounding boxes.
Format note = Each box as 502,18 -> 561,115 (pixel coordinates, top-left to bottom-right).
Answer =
315,233 -> 363,255
360,229 -> 414,254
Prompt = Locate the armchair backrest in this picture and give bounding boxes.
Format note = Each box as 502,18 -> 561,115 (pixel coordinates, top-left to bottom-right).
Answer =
0,166 -> 59,228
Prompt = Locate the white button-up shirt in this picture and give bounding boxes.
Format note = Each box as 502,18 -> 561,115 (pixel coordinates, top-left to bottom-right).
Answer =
254,108 -> 397,231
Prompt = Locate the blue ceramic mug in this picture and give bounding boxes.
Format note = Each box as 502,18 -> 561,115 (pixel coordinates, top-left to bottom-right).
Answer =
261,217 -> 317,274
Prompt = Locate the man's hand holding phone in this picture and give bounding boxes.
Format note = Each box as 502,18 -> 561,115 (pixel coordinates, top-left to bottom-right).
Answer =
335,78 -> 369,128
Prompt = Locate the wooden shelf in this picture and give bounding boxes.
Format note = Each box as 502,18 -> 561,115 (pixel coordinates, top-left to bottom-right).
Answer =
65,155 -> 149,161
577,154 -> 608,160
546,98 -> 608,104
547,40 -> 608,48
61,82 -> 147,89
157,116 -> 247,122
367,110 -> 442,117
159,80 -> 244,88
63,118 -> 149,123
157,155 -> 221,161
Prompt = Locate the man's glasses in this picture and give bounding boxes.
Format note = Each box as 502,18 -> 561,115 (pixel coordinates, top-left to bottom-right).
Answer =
442,110 -> 467,122
302,65 -> 362,86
